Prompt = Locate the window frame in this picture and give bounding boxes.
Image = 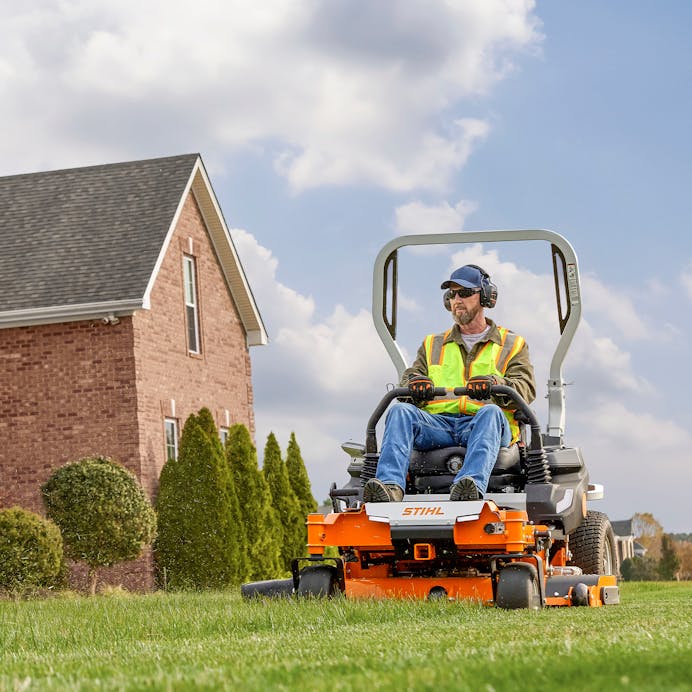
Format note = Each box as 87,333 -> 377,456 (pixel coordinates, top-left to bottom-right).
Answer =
164,417 -> 179,461
219,426 -> 229,447
183,254 -> 201,355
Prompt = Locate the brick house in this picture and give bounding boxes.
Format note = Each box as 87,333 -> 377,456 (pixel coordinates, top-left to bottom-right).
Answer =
0,154 -> 267,589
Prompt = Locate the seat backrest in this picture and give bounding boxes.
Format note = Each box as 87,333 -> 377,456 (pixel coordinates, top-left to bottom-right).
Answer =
409,444 -> 521,476
407,444 -> 523,495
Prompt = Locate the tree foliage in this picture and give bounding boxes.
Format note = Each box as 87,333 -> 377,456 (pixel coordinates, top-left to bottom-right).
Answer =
671,533 -> 692,542
632,512 -> 664,560
286,432 -> 317,520
196,408 -> 247,583
621,533 -> 683,581
263,432 -> 305,572
620,556 -> 660,581
155,414 -> 237,590
225,424 -> 282,580
0,507 -> 64,594
675,540 -> 692,580
658,534 -> 681,580
42,456 -> 156,594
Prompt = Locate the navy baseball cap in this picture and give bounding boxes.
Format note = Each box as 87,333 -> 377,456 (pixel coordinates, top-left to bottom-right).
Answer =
440,265 -> 483,290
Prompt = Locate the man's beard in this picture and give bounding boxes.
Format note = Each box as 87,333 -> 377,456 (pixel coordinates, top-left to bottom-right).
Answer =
453,302 -> 481,326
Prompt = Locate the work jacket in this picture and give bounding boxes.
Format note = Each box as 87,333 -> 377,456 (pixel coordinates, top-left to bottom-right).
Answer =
402,320 -> 536,443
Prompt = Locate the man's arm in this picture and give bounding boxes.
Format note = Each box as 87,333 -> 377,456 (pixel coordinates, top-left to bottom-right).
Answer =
400,342 -> 428,386
493,341 -> 536,408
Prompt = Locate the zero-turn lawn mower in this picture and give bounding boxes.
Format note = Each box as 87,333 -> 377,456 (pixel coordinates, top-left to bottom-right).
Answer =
242,230 -> 620,609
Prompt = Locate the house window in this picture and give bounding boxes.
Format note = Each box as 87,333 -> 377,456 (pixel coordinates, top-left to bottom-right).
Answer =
183,255 -> 201,354
219,427 -> 229,446
164,418 -> 179,461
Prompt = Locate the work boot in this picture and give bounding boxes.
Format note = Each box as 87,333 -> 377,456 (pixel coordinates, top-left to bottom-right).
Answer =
363,478 -> 404,503
449,477 -> 480,501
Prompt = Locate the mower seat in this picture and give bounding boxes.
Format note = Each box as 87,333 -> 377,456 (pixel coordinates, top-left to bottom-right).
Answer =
407,444 -> 522,494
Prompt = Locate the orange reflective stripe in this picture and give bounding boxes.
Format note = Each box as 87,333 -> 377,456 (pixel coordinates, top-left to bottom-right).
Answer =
425,331 -> 452,367
494,329 -> 509,368
424,334 -> 435,363
498,335 -> 525,374
432,334 -> 444,365
426,397 -> 462,409
438,329 -> 452,365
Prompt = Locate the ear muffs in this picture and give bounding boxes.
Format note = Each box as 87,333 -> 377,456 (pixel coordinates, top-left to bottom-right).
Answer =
442,265 -> 498,310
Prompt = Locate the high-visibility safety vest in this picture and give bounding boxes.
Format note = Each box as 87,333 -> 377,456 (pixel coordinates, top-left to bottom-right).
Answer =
422,327 -> 525,442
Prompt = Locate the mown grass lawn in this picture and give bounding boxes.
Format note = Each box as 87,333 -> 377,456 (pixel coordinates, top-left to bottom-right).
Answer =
0,582 -> 690,691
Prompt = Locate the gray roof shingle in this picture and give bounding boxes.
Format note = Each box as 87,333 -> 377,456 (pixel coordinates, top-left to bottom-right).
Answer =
611,519 -> 634,536
0,154 -> 199,313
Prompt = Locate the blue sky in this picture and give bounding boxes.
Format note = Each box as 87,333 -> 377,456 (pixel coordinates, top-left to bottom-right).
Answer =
2,1 -> 691,532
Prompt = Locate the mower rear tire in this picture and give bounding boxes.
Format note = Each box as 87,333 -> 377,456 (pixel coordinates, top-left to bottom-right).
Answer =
240,578 -> 294,599
297,565 -> 339,598
496,563 -> 542,610
568,510 -> 618,575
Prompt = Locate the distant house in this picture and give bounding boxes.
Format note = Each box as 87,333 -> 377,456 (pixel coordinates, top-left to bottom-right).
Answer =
633,542 -> 647,558
0,154 -> 266,589
611,518 -> 636,564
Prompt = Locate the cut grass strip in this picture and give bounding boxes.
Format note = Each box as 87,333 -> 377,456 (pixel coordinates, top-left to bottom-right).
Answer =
0,582 -> 690,690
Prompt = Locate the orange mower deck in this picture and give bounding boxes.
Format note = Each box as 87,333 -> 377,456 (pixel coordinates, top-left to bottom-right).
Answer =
293,497 -> 618,608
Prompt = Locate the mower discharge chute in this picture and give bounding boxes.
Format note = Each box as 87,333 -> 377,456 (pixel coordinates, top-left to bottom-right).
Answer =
242,230 -> 619,608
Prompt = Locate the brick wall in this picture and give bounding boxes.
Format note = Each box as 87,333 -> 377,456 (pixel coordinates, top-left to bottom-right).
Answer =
0,191 -> 256,592
132,191 -> 255,501
0,318 -> 139,513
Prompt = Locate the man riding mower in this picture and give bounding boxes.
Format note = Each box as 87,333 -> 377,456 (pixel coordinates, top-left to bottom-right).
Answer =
242,230 -> 619,609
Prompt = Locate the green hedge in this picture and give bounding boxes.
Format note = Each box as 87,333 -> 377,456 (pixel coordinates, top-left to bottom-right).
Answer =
155,414 -> 239,589
263,432 -> 305,573
0,507 -> 64,594
226,424 -> 282,580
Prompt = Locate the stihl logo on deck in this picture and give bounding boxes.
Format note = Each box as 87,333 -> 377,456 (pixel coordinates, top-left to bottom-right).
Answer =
402,506 -> 445,516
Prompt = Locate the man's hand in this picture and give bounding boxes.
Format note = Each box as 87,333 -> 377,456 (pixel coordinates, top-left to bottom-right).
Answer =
408,374 -> 435,402
466,375 -> 496,400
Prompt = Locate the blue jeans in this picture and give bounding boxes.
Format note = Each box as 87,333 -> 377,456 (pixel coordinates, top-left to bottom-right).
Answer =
375,402 -> 511,495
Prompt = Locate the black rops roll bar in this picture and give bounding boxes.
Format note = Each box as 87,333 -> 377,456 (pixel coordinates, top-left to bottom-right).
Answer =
365,385 -> 543,455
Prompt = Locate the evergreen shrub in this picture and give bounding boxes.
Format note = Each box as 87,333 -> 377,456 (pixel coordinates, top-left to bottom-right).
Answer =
286,432 -> 317,519
226,424 -> 282,580
196,408 -> 247,582
155,414 -> 237,589
0,507 -> 64,595
263,432 -> 305,572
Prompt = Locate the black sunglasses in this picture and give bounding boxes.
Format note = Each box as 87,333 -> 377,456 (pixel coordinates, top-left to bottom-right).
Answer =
448,287 -> 479,299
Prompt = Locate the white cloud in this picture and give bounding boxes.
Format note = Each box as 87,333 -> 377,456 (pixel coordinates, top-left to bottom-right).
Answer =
572,402 -> 692,528
440,246 -> 692,527
581,274 -> 649,341
443,246 -> 654,399
395,198 -> 478,236
233,230 -> 688,530
231,228 -> 396,496
232,227 -> 392,394
0,1 -> 540,189
231,228 -> 315,331
397,293 -> 422,313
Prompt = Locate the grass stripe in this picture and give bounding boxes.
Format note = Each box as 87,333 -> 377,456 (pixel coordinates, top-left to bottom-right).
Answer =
0,582 -> 690,690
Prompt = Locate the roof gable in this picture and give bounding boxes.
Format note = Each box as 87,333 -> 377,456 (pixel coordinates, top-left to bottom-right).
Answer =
0,154 -> 267,346
611,519 -> 634,536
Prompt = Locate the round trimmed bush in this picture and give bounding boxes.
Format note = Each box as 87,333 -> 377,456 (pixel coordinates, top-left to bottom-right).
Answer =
42,456 -> 156,593
0,507 -> 64,594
